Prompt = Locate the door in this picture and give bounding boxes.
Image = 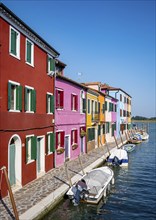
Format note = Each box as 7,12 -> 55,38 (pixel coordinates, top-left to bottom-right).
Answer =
65,136 -> 70,160
36,137 -> 45,176
80,138 -> 84,153
9,144 -> 16,186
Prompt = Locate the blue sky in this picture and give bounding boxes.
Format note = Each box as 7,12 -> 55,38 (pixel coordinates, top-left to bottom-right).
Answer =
1,0 -> 155,117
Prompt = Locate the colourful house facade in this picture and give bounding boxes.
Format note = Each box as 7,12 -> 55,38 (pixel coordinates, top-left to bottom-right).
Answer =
55,75 -> 87,167
0,3 -> 61,197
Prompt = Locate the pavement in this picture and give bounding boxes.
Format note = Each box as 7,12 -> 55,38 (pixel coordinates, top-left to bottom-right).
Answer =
0,138 -> 126,220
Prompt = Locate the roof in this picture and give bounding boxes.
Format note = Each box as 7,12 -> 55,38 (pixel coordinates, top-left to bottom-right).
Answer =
0,3 -> 60,57
101,84 -> 132,98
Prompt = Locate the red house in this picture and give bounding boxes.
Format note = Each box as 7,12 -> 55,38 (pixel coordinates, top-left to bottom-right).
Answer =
0,3 -> 63,197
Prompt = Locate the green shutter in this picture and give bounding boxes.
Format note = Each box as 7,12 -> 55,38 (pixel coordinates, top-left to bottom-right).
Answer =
8,82 -> 12,110
46,94 -> 49,113
31,90 -> 36,112
27,41 -> 31,63
11,29 -> 17,55
98,125 -> 101,136
83,99 -> 86,113
25,87 -> 28,111
50,58 -> 55,72
16,85 -> 22,111
50,95 -> 54,113
31,136 -> 37,160
50,133 -> 55,152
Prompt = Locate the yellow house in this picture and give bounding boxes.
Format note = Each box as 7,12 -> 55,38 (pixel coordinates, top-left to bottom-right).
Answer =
97,91 -> 106,147
86,89 -> 99,152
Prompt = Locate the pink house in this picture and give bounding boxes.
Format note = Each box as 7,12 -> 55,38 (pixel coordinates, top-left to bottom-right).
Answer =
55,74 -> 87,167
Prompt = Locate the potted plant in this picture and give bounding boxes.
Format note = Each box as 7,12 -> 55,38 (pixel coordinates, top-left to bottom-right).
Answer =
72,143 -> 78,150
80,129 -> 86,137
56,147 -> 65,155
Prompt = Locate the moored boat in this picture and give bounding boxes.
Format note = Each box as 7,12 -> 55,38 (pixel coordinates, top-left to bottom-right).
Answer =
107,148 -> 128,167
122,143 -> 136,153
66,166 -> 114,205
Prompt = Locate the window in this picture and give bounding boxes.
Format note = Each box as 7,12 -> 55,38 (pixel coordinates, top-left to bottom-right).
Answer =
71,94 -> 78,111
46,132 -> 55,154
26,39 -> 34,66
25,86 -> 36,112
87,128 -> 95,141
120,109 -> 122,117
71,129 -> 78,145
120,94 -> 122,102
47,55 -> 55,74
80,90 -> 86,113
26,135 -> 37,163
46,93 -> 54,114
56,131 -> 65,148
8,81 -> 22,111
105,101 -> 107,111
10,26 -> 20,59
56,89 -> 64,109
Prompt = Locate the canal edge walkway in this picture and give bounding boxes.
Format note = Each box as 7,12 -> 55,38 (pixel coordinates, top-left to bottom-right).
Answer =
0,139 -> 126,220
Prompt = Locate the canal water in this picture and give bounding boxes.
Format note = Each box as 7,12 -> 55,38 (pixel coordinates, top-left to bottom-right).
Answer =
44,123 -> 156,220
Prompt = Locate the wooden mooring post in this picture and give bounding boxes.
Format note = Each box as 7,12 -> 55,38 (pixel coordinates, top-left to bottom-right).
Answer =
119,132 -> 123,145
114,136 -> 119,148
105,139 -> 110,156
0,166 -> 19,220
64,162 -> 72,187
78,155 -> 85,175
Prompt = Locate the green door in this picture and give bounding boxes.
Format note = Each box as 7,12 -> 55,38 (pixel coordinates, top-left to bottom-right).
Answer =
9,144 -> 16,186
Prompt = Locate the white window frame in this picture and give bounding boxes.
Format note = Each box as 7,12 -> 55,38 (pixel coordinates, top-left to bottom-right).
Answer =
25,38 -> 34,66
47,92 -> 53,114
8,80 -> 20,112
25,85 -> 35,113
9,26 -> 20,60
26,135 -> 35,164
47,132 -> 53,155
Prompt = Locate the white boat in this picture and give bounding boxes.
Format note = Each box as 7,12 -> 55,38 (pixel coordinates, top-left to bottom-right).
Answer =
122,143 -> 136,153
66,166 -> 114,205
107,148 -> 128,167
138,131 -> 149,141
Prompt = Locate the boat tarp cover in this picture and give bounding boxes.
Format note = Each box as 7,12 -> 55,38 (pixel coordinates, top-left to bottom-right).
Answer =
83,169 -> 111,195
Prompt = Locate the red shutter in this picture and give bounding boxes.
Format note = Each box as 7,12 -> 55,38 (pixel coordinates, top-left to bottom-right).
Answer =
56,89 -> 58,108
56,132 -> 58,149
75,130 -> 78,143
71,94 -> 73,110
61,131 -> 65,147
76,95 -> 78,111
60,91 -> 64,108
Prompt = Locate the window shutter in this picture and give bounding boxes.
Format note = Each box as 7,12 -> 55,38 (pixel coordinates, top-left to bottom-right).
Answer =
71,94 -> 73,110
76,95 -> 78,111
26,138 -> 29,163
25,87 -> 28,111
50,58 -> 55,72
27,41 -> 31,63
56,132 -> 59,149
46,134 -> 49,154
16,85 -> 22,111
11,29 -> 16,55
83,99 -> 86,113
75,130 -> 78,143
31,90 -> 36,112
46,94 -> 48,113
98,125 -> 101,136
60,91 -> 64,108
50,95 -> 54,113
50,133 -> 55,152
8,82 -> 11,110
55,89 -> 58,108
61,131 -> 65,147
31,136 -> 37,160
